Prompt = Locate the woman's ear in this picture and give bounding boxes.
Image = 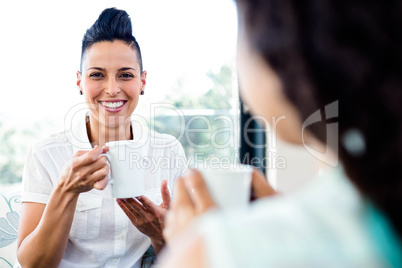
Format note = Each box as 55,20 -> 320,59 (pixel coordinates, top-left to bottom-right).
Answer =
76,71 -> 83,95
140,71 -> 147,93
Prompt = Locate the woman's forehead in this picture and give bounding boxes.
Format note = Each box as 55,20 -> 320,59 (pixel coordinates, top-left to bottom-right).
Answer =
82,40 -> 139,71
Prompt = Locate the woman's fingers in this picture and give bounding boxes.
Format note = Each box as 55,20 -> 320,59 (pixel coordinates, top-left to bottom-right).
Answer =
164,178 -> 195,241
251,168 -> 277,198
73,146 -> 103,165
163,210 -> 176,242
73,150 -> 89,157
85,154 -> 108,174
93,179 -> 108,190
183,169 -> 216,213
138,196 -> 161,216
117,199 -> 139,222
73,155 -> 109,183
160,180 -> 171,209
117,197 -> 166,251
91,164 -> 110,190
61,146 -> 110,194
101,145 -> 109,154
173,178 -> 194,209
117,198 -> 143,221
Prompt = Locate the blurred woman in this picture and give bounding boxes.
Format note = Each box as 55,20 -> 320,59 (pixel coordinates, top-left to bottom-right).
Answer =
161,1 -> 402,267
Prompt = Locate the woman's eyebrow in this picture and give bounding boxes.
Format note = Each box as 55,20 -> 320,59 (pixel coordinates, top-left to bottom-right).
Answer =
87,67 -> 105,71
119,67 -> 136,72
86,67 -> 136,72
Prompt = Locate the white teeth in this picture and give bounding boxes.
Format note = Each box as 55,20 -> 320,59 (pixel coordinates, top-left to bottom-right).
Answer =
100,101 -> 124,108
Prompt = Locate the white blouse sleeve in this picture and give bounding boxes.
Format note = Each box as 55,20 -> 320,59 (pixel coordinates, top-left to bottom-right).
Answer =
21,144 -> 54,204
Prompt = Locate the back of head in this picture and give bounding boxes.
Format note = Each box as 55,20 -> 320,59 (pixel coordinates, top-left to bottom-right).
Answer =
80,7 -> 142,72
237,0 -> 402,238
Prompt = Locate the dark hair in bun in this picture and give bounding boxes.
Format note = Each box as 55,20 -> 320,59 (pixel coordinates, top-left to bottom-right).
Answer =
80,7 -> 143,72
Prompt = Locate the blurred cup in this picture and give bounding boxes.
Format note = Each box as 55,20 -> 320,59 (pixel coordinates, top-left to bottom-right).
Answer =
197,164 -> 253,208
104,140 -> 146,198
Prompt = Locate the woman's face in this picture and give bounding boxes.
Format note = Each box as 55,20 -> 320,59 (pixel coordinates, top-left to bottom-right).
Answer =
77,40 -> 146,128
236,15 -> 303,145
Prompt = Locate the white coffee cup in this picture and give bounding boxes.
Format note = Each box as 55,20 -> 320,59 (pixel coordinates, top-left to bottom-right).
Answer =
104,140 -> 146,198
197,164 -> 253,208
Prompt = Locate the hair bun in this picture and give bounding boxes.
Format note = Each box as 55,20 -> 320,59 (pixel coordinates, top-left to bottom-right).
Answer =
95,7 -> 133,39
80,7 -> 143,72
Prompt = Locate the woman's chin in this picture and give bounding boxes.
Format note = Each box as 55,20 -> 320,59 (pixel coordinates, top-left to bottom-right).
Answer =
94,115 -> 131,129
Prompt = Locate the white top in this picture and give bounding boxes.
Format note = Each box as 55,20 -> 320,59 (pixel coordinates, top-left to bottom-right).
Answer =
19,114 -> 187,268
193,166 -> 399,268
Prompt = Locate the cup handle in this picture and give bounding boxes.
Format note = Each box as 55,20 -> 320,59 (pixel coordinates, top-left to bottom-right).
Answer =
99,153 -> 113,184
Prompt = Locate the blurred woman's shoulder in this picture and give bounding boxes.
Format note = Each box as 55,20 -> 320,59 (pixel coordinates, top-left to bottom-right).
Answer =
195,166 -> 396,267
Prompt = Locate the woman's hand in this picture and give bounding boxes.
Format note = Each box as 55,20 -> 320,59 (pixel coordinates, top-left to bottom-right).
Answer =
163,168 -> 277,242
251,167 -> 277,199
17,146 -> 110,268
163,169 -> 216,242
116,180 -> 171,254
58,146 -> 110,195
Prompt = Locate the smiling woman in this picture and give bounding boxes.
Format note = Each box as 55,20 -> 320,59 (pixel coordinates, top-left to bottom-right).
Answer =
15,8 -> 186,268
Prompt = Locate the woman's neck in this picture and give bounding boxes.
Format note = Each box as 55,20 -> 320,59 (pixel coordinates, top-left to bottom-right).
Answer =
86,116 -> 133,147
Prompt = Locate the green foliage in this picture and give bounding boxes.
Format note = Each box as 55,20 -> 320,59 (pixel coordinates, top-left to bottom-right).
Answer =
0,124 -> 23,184
0,122 -> 44,184
153,113 -> 238,166
153,64 -> 238,164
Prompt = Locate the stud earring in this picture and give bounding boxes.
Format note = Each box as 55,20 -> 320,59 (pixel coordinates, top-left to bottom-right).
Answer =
342,128 -> 366,157
140,90 -> 144,95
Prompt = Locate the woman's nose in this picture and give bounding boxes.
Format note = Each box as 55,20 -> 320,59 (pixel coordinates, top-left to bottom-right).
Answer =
105,78 -> 120,96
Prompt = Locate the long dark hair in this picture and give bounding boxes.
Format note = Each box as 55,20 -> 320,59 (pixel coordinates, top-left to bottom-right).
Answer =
80,7 -> 143,72
237,0 -> 402,237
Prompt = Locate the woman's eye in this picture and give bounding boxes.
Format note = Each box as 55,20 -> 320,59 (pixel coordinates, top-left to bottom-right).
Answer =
120,73 -> 134,79
89,73 -> 103,78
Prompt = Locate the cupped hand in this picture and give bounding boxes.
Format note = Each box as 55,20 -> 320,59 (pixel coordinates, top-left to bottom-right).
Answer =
58,146 -> 110,195
116,180 -> 171,254
163,169 -> 216,242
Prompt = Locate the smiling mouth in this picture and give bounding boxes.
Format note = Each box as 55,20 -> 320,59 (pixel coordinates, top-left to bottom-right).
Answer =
98,100 -> 127,112
99,100 -> 126,109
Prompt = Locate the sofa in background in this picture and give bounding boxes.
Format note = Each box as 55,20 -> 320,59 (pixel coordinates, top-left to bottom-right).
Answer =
0,187 -> 21,268
0,186 -> 156,268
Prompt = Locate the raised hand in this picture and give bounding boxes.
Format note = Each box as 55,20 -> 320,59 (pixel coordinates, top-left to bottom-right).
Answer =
163,169 -> 216,242
58,146 -> 110,195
